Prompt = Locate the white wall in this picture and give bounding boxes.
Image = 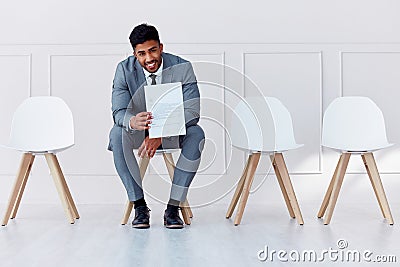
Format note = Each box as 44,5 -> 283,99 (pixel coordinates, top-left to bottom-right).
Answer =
1,0 -> 400,211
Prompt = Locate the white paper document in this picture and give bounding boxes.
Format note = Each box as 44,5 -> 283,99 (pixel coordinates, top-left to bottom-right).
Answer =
144,82 -> 186,138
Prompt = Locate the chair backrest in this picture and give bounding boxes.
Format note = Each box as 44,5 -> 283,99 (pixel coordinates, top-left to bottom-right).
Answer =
231,96 -> 302,152
7,96 -> 74,152
322,96 -> 392,152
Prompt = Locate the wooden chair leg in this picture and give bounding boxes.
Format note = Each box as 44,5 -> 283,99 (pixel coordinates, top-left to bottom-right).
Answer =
163,153 -> 192,225
47,153 -> 79,219
10,154 -> 35,219
188,204 -> 193,218
273,153 -> 304,225
234,152 -> 261,226
45,153 -> 75,224
121,156 -> 150,225
176,191 -> 193,218
139,155 -> 150,178
324,153 -> 350,225
180,206 -> 191,225
226,155 -> 252,219
270,154 -> 295,219
121,201 -> 134,225
362,154 -> 385,218
2,153 -> 34,226
181,199 -> 193,218
61,181 -> 80,219
53,161 -> 79,219
362,153 -> 394,225
318,154 -> 343,218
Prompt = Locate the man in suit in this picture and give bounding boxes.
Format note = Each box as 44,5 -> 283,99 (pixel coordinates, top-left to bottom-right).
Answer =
108,23 -> 205,229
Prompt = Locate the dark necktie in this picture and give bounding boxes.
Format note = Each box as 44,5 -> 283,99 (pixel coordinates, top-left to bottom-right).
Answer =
149,74 -> 157,85
145,74 -> 157,138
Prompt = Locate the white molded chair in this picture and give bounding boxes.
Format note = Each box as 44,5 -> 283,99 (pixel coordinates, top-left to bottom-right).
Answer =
318,96 -> 394,225
2,96 -> 79,226
226,97 -> 304,225
121,149 -> 193,225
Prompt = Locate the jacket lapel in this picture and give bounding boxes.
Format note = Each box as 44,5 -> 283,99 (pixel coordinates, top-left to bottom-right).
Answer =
161,53 -> 173,84
130,57 -> 147,111
133,58 -> 146,88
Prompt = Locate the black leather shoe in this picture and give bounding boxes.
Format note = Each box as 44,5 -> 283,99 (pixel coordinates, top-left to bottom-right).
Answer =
132,206 -> 150,229
164,207 -> 184,229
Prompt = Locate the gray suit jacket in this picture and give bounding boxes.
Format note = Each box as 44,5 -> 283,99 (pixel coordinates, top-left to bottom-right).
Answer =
109,52 -> 200,149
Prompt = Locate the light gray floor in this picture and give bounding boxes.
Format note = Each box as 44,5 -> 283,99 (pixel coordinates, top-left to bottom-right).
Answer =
0,203 -> 399,267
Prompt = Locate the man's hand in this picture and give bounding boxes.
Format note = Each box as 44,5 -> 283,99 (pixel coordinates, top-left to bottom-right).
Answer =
138,136 -> 162,158
130,112 -> 153,131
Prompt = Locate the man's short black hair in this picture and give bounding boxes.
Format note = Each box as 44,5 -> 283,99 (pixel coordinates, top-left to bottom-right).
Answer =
129,23 -> 160,50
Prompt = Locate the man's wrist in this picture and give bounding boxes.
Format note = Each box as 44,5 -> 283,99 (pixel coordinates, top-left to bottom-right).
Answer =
128,116 -> 135,131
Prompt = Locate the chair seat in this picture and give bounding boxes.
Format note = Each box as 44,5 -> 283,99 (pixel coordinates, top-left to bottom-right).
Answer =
233,144 -> 304,154
1,144 -> 75,154
153,148 -> 180,154
322,143 -> 394,154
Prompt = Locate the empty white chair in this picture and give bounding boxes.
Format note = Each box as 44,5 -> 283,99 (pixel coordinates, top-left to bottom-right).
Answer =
226,97 -> 304,225
318,96 -> 394,225
2,96 -> 79,226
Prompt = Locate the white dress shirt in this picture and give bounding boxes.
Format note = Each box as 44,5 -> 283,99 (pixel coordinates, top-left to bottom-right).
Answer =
142,59 -> 163,85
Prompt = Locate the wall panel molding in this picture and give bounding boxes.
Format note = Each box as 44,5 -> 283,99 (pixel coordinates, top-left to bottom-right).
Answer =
0,54 -> 32,96
0,54 -> 32,175
242,51 -> 323,175
340,51 -> 400,174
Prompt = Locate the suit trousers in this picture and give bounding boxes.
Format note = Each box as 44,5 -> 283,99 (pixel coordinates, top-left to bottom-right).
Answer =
109,124 -> 205,202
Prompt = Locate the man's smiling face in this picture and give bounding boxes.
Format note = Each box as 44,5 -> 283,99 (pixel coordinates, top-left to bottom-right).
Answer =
134,40 -> 163,73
